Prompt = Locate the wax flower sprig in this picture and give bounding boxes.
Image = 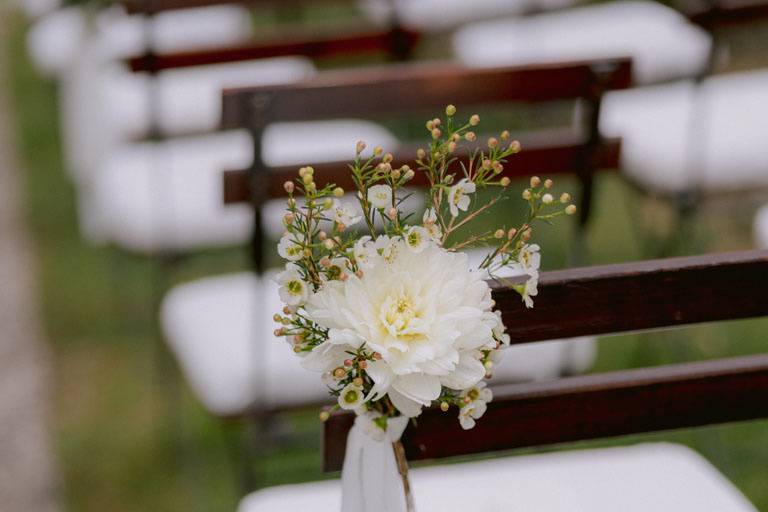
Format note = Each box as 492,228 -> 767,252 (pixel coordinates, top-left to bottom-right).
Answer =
273,105 -> 576,432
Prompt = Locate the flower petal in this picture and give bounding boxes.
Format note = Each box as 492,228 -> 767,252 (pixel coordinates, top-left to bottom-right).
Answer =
439,352 -> 485,390
392,373 -> 441,406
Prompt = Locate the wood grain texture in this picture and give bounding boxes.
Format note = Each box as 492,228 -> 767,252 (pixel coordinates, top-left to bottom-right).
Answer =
128,28 -> 420,72
221,59 -> 633,130
495,249 -> 768,343
222,133 -> 622,204
324,354 -> 768,471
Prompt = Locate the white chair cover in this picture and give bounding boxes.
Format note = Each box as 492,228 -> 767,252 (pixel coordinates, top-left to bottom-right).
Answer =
452,0 -> 712,85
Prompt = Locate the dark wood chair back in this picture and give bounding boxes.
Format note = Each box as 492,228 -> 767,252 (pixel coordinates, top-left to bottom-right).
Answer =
321,249 -> 768,470
220,58 -> 632,272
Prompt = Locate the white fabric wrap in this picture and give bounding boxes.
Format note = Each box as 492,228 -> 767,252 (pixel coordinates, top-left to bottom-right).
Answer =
341,415 -> 410,512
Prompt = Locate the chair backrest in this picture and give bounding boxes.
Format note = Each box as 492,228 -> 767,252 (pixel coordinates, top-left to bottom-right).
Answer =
123,0 -> 419,73
321,249 -> 768,471
220,58 -> 632,271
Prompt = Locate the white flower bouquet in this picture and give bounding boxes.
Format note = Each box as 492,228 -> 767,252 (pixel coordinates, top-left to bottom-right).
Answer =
272,106 -> 575,510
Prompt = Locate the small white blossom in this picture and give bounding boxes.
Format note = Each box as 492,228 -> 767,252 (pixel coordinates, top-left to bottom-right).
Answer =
458,381 -> 492,429
404,226 -> 430,253
520,275 -> 538,308
374,234 -> 400,263
276,265 -> 309,306
422,208 -> 443,242
277,234 -> 303,261
516,243 -> 541,277
353,236 -> 377,269
367,184 -> 393,209
459,398 -> 488,430
448,178 -> 476,217
338,383 -> 365,410
333,201 -> 362,226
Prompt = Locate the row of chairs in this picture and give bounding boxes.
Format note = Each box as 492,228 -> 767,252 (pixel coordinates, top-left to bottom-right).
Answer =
17,0 -> 768,507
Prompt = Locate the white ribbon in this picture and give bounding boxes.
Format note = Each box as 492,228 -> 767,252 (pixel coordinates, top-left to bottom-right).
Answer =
341,415 -> 410,512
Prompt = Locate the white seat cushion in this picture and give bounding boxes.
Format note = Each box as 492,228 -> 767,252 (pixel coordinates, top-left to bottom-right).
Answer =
600,70 -> 768,195
754,205 -> 768,249
358,0 -> 578,31
239,443 -> 755,511
452,0 -> 712,85
27,4 -> 254,78
86,121 -> 399,252
161,271 -> 332,416
161,267 -> 594,416
62,56 -> 314,183
14,0 -> 61,19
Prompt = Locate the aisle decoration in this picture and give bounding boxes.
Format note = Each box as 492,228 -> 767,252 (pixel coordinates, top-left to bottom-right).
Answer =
272,106 -> 576,511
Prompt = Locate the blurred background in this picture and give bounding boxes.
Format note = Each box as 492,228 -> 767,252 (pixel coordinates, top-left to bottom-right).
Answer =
2,0 -> 768,510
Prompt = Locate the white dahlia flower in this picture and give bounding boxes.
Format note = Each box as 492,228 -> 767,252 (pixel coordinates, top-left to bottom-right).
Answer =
303,238 -> 495,417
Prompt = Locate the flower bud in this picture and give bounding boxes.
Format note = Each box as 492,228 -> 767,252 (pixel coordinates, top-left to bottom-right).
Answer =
404,169 -> 415,180
318,230 -> 327,241
530,176 -> 541,188
494,229 -> 505,239
522,228 -> 532,241
416,148 -> 426,160
463,396 -> 472,404
333,187 -> 344,198
445,104 -> 456,116
359,360 -> 368,369
431,128 -> 442,139
333,367 -> 346,379
283,181 -> 294,193
560,192 -> 571,203
509,140 -> 521,153
507,228 -> 517,239
319,411 -> 330,422
465,131 -> 477,142
356,140 -> 366,154
323,239 -> 334,250
451,133 -> 461,142
355,270 -> 364,279
373,146 -> 383,157
293,346 -> 302,353
544,178 -> 553,189
493,161 -> 503,174
484,360 -> 494,370
469,114 -> 480,126
298,167 -> 307,177
500,177 -> 511,187
293,335 -> 302,344
391,168 -> 401,180
500,130 -> 510,141
273,314 -> 282,323
482,158 -> 492,169
320,257 -> 331,267
343,359 -> 353,367
283,213 -> 294,225
373,352 -> 382,360
283,306 -> 292,315
273,328 -> 284,337
426,120 -> 434,131
383,153 -> 393,163
305,182 -> 316,193
565,204 -> 577,215
432,118 -> 441,127
542,193 -> 554,204
522,189 -> 532,200
339,272 -> 348,281
440,401 -> 450,412
323,198 -> 334,210
353,377 -> 364,387
448,141 -> 457,153
302,174 -> 313,185
487,137 -> 498,149
387,207 -> 398,219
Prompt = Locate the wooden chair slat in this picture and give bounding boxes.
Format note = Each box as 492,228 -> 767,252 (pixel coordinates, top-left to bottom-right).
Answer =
324,353 -> 768,471
221,59 -> 633,130
128,28 -> 420,73
222,133 -> 622,204
122,0 -> 329,14
687,0 -> 768,28
497,249 -> 768,343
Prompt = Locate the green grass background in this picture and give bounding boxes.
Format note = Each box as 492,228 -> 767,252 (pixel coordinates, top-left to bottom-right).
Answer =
5,6 -> 768,511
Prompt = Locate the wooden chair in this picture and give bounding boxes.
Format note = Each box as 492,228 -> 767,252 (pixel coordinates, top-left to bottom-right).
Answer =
236,249 -> 768,510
